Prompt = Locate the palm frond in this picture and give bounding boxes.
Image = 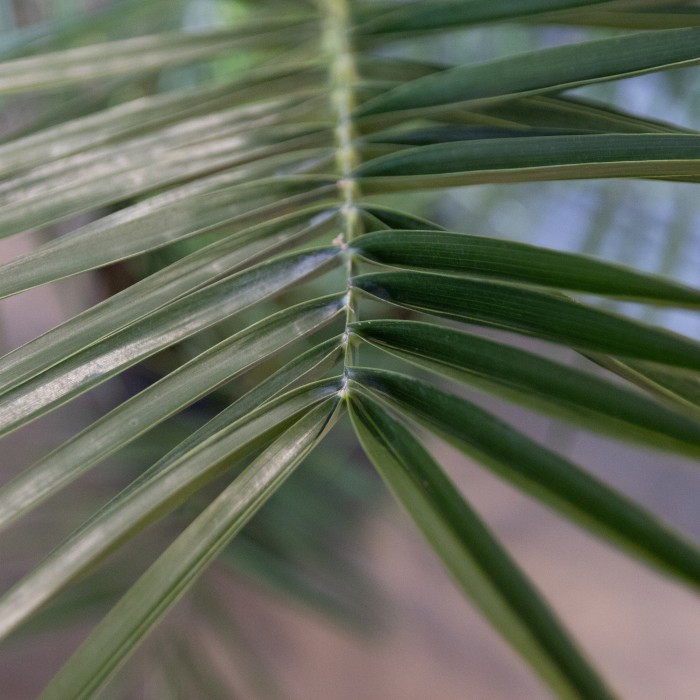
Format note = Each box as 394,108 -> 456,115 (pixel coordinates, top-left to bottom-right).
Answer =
1,1 -> 700,697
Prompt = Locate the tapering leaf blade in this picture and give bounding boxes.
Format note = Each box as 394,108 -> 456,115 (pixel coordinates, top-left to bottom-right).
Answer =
349,392 -> 615,700
350,319 -> 700,455
358,28 -> 700,115
353,270 -> 700,370
0,379 -> 342,641
348,368 -> 700,589
0,296 -> 345,531
356,134 -> 700,189
0,25 -> 311,94
358,0 -> 617,35
0,247 -> 342,434
37,399 -> 340,700
467,93 -> 688,134
353,230 -> 700,306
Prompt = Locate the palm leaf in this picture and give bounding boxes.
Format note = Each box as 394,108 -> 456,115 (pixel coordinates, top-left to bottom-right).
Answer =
348,392 -> 615,700
1,1 -> 700,697
38,399 -> 341,700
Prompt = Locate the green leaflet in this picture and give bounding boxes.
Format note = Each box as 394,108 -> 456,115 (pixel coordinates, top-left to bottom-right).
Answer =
359,204 -> 446,231
368,124 -> 592,145
0,247 -> 342,434
357,0 -> 616,35
358,27 -> 700,115
0,197 -> 336,299
348,393 -> 615,700
0,334 -> 344,635
359,85 -> 689,135
0,204 -> 336,395
0,116 -> 332,223
348,368 -> 700,589
0,67 -> 325,177
353,270 -> 700,370
37,399 -> 340,700
538,5 -> 700,30
0,24 -> 313,94
352,230 -> 700,305
465,93 -> 687,134
590,355 -> 700,423
355,134 -> 700,190
169,337 -> 344,453
350,319 -> 700,455
0,378 -> 342,641
0,130 -> 333,238
0,85 -> 324,180
356,55 -> 444,84
0,0 -> 177,59
0,296 -> 345,531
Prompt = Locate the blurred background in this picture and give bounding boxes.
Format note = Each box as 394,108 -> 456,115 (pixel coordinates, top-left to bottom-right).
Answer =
1,1 -> 700,698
